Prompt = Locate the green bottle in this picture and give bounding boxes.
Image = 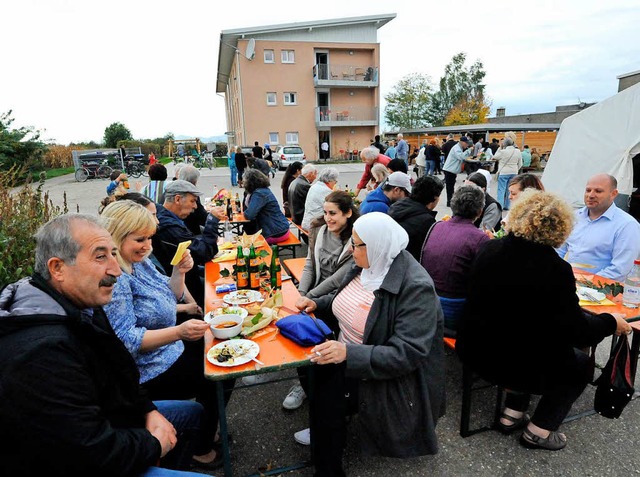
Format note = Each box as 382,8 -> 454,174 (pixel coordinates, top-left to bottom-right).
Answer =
236,246 -> 248,288
269,245 -> 282,290
248,244 -> 260,290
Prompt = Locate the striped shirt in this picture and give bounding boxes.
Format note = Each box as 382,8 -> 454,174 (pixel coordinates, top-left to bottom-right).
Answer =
332,274 -> 375,345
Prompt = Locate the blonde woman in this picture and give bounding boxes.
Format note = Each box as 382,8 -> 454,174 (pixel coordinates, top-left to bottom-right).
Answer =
102,200 -> 226,470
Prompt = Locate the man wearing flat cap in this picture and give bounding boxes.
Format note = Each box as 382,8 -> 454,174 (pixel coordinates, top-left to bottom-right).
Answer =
442,136 -> 473,207
152,180 -> 226,307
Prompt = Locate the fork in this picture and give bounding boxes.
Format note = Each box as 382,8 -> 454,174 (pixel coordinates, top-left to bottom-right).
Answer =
581,289 -> 601,302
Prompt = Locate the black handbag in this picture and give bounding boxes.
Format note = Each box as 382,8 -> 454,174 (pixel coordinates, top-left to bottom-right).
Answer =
594,334 -> 635,419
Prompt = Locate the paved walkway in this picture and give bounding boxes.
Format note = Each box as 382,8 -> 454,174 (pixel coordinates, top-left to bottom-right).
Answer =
34,165 -> 640,476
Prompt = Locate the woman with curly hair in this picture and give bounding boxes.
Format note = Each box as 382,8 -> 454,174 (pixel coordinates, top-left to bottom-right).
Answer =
456,190 -> 631,451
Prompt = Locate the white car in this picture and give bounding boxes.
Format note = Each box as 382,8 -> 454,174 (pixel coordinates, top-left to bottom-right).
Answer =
274,145 -> 306,170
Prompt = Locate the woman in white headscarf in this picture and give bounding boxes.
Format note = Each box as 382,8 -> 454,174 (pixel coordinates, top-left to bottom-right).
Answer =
296,212 -> 446,477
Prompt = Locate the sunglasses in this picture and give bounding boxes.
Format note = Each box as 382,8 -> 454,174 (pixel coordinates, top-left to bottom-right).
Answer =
350,237 -> 366,248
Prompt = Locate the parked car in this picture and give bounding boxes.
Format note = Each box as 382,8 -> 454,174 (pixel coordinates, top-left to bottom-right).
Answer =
274,145 -> 306,170
240,146 -> 254,158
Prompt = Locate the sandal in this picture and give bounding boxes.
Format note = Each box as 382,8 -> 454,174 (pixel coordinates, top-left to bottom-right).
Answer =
520,428 -> 567,451
495,412 -> 530,434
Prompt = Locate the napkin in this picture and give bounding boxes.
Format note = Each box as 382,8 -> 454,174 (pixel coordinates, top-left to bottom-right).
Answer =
578,298 -> 616,306
213,249 -> 237,262
170,240 -> 192,266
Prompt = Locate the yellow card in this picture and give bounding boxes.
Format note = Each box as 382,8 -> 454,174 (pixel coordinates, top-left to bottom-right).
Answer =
170,240 -> 192,266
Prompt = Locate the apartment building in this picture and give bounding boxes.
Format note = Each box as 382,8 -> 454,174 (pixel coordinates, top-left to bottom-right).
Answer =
216,14 -> 396,162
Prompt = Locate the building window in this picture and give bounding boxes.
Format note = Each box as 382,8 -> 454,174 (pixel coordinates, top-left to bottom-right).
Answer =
269,132 -> 279,144
264,49 -> 275,63
286,132 -> 299,144
281,50 -> 295,63
284,92 -> 297,105
266,92 -> 277,105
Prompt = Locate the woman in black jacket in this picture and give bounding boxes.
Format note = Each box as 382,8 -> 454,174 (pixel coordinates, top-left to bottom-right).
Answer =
234,146 -> 247,187
456,190 -> 631,450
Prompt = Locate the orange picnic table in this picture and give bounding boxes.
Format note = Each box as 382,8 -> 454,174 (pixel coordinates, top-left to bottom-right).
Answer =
203,245 -> 314,477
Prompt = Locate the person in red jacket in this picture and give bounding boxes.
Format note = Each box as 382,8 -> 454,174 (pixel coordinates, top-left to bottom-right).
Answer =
354,146 -> 391,198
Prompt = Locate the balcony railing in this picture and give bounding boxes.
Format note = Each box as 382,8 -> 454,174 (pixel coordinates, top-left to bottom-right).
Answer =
315,106 -> 379,126
313,64 -> 379,87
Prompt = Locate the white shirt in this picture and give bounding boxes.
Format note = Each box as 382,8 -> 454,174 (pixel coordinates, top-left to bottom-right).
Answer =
302,181 -> 333,230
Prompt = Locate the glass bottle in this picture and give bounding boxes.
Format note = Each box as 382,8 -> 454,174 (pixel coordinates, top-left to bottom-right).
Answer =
235,193 -> 242,213
223,218 -> 233,243
226,198 -> 233,219
622,259 -> 640,308
248,244 -> 260,290
269,245 -> 282,290
235,246 -> 249,288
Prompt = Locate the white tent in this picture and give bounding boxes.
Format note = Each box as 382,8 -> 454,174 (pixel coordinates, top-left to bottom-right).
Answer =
542,81 -> 640,208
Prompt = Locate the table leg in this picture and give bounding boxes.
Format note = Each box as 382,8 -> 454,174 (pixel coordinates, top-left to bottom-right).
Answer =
216,381 -> 233,477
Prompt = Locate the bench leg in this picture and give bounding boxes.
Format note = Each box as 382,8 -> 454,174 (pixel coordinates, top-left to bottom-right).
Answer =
460,364 -> 503,438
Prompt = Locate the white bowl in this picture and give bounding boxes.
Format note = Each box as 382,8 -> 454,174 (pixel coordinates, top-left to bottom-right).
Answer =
207,313 -> 243,339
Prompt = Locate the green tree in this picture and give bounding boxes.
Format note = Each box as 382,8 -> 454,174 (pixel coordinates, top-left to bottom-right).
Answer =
0,110 -> 47,172
103,122 -> 132,148
383,74 -> 434,129
428,53 -> 487,126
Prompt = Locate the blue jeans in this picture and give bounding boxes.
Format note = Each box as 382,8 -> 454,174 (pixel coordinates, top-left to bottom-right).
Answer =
143,400 -> 203,473
439,296 -> 466,337
497,174 -> 516,209
425,160 -> 436,176
229,164 -> 238,186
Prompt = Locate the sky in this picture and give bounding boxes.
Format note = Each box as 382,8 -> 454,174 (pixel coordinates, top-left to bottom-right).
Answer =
2,0 -> 639,145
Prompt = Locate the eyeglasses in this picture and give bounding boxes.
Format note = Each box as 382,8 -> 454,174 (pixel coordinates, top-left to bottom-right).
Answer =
350,238 -> 366,248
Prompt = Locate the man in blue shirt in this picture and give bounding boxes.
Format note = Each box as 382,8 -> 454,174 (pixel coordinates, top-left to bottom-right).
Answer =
396,133 -> 409,165
360,171 -> 411,215
556,173 -> 640,281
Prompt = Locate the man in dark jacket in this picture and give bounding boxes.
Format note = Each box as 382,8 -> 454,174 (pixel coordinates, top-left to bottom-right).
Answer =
441,133 -> 457,162
288,164 -> 317,227
371,134 -> 386,154
252,141 -> 263,159
389,175 -> 444,260
0,214 -> 202,476
153,180 -> 226,307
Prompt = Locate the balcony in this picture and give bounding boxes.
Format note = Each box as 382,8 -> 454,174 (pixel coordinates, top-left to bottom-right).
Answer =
315,106 -> 379,127
313,64 -> 379,88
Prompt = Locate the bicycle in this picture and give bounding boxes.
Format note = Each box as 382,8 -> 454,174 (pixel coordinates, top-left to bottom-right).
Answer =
123,157 -> 147,178
75,159 -> 113,182
192,151 -> 214,170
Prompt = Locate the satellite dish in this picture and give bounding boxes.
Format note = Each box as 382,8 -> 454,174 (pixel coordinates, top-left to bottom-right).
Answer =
245,38 -> 256,61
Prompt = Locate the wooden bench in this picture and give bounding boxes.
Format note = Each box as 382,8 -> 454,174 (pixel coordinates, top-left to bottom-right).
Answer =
283,257 -> 306,285
287,218 -> 309,240
276,233 -> 302,258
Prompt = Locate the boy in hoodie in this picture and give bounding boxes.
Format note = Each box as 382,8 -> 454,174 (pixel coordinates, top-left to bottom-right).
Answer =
0,214 -> 203,476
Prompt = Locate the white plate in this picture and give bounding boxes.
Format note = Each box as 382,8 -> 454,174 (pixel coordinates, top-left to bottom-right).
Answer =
577,286 -> 606,302
223,289 -> 263,305
205,306 -> 249,322
207,339 -> 260,367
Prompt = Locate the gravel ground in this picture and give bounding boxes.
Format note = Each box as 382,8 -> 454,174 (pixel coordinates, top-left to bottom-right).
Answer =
35,163 -> 640,477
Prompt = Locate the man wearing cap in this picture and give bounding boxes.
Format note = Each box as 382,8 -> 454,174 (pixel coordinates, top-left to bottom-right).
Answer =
153,180 -> 226,307
442,136 -> 473,207
359,171 -> 412,215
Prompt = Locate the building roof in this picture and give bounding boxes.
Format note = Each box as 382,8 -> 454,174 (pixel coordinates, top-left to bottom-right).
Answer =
616,69 -> 640,80
385,123 -> 561,136
216,13 -> 396,93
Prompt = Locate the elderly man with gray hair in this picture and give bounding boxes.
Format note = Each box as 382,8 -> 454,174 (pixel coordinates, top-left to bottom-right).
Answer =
301,167 -> 340,231
289,164 -> 318,229
354,146 -> 391,198
0,214 -> 205,475
153,180 -> 226,307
